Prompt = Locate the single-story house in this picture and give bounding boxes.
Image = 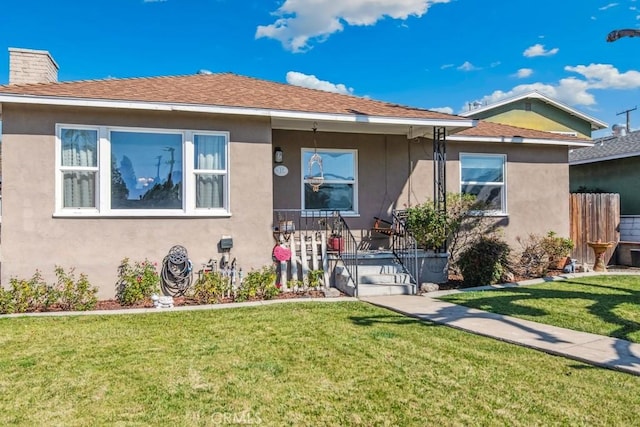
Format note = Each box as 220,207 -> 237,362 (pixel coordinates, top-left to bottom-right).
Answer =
461,90 -> 608,139
0,48 -> 592,297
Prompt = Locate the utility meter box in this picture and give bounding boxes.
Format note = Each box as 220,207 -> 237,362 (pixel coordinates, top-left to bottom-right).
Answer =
220,237 -> 233,250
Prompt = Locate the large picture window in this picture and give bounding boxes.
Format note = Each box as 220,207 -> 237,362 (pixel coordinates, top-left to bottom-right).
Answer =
460,153 -> 506,214
302,148 -> 357,213
56,125 -> 229,216
111,131 -> 183,210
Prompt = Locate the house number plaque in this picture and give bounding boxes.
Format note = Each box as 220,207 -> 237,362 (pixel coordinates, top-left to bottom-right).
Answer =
274,165 -> 289,177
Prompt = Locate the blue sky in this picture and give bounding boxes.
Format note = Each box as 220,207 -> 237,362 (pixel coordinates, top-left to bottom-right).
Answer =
2,0 -> 640,137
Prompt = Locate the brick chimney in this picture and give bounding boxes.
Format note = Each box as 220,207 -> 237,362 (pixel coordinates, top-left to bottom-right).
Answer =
8,48 -> 59,85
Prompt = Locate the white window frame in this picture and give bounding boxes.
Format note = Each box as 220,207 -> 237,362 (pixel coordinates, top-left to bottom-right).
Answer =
459,153 -> 507,216
300,147 -> 358,216
55,124 -> 230,217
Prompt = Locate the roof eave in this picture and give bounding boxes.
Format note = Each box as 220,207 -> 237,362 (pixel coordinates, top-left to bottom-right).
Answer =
569,151 -> 640,165
448,134 -> 593,147
0,93 -> 476,135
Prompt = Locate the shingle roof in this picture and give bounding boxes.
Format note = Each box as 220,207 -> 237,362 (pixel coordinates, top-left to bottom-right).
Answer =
454,120 -> 588,142
569,130 -> 640,164
0,72 -> 460,121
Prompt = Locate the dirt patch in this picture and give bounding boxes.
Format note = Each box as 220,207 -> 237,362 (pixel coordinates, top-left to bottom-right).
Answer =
92,290 -> 329,311
437,269 -> 567,291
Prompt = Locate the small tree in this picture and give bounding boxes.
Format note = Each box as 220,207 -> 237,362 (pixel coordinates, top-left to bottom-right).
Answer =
405,193 -> 495,266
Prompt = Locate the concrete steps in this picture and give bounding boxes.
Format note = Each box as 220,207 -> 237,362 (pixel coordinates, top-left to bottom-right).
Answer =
333,252 -> 416,297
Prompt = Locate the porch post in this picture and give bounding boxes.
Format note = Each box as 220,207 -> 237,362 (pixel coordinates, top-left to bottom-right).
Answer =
433,126 -> 447,251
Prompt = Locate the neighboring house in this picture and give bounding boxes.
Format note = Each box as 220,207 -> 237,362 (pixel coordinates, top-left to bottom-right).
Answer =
0,48 -> 591,297
570,129 -> 640,243
461,91 -> 608,140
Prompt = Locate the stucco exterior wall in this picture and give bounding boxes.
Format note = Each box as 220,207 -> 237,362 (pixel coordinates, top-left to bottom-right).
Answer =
1,104 -> 274,298
570,156 -> 640,215
272,130 -> 571,247
447,142 -> 571,245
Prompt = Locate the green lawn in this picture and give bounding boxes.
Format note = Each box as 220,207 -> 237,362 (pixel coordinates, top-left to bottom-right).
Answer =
2,301 -> 640,426
439,275 -> 640,343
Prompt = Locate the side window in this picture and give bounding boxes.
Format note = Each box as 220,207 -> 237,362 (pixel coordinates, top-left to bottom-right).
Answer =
60,128 -> 99,208
460,153 -> 506,214
194,134 -> 227,209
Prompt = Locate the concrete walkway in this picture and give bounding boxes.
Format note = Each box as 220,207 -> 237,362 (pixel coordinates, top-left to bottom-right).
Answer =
361,285 -> 640,376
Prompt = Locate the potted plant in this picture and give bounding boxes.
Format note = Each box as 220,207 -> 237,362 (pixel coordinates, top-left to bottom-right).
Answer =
542,231 -> 574,270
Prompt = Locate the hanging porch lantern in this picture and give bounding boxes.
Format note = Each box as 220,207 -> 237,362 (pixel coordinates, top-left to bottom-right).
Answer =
307,123 -> 324,192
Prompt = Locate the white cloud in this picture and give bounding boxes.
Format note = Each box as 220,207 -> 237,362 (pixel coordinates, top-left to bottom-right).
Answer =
286,71 -> 354,95
565,63 -> 640,89
430,106 -> 454,114
490,61 -> 501,68
466,79 -> 595,113
440,64 -> 454,69
514,68 -> 533,78
523,44 -> 559,57
599,3 -> 619,10
457,61 -> 479,71
465,63 -> 640,112
256,0 -> 451,52
143,0 -> 167,3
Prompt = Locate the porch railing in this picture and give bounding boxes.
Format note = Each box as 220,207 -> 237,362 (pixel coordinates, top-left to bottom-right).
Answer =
391,209 -> 418,284
272,210 -> 358,294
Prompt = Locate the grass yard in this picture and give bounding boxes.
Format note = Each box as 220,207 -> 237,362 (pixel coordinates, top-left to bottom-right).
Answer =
2,301 -> 640,426
440,274 -> 640,343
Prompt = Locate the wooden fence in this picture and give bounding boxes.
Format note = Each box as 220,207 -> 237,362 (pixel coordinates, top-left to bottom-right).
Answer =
569,193 -> 620,267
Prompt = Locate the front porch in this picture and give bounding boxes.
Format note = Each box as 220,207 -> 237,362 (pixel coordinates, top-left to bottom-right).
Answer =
272,210 -> 445,297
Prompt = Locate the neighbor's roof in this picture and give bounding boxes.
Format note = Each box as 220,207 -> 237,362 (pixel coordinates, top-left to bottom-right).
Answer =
569,130 -> 640,164
449,120 -> 593,147
0,72 -> 459,121
460,91 -> 608,131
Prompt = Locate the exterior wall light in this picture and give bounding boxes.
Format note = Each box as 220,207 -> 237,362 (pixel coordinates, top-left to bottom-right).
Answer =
274,147 -> 283,163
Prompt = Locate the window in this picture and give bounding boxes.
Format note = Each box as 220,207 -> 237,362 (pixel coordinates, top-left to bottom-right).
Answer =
301,148 -> 357,214
60,128 -> 98,208
460,153 -> 506,214
56,125 -> 229,216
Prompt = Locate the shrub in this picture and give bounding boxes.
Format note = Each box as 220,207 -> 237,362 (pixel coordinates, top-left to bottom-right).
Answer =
405,193 -> 496,263
236,266 -> 278,302
0,287 -> 13,314
191,271 -> 232,304
3,271 -> 56,314
405,202 -> 450,251
0,268 -> 96,314
458,235 -> 511,286
116,258 -> 160,305
307,269 -> 324,289
514,233 -> 549,278
513,231 -> 574,279
54,266 -> 98,311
